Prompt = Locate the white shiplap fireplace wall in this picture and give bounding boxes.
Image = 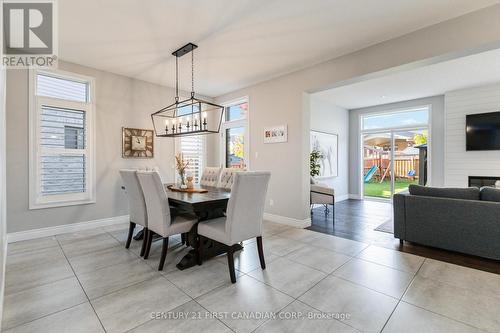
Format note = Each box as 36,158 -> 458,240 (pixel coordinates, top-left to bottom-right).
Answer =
444,83 -> 500,187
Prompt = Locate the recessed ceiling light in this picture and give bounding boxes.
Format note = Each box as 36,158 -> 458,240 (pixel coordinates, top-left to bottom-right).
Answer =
381,95 -> 387,99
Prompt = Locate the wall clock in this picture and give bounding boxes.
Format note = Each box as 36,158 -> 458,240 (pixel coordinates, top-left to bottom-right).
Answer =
122,127 -> 154,158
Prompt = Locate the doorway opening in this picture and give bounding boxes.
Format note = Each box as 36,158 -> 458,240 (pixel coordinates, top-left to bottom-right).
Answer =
361,107 -> 429,200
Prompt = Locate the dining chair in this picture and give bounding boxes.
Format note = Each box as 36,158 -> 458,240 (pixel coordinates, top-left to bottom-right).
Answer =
197,171 -> 271,283
119,169 -> 149,256
217,167 -> 241,189
136,170 -> 198,270
200,167 -> 222,187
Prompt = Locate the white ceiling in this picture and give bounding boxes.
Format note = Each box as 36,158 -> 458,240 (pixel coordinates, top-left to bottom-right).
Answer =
313,47 -> 500,109
59,0 -> 500,97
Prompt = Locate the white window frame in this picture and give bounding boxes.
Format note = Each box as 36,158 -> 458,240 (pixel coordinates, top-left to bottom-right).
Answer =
358,105 -> 432,200
29,69 -> 96,209
174,135 -> 207,184
220,97 -> 250,169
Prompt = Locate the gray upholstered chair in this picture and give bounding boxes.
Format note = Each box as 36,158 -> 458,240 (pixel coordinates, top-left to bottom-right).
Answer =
217,167 -> 241,189
200,167 -> 222,187
136,171 -> 197,271
197,172 -> 271,283
310,177 -> 335,216
119,169 -> 149,256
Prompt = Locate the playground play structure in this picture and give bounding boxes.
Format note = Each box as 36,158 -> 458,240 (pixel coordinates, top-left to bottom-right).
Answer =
363,145 -> 420,183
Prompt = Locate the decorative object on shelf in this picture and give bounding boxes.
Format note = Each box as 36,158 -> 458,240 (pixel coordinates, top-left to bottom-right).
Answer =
264,125 -> 288,143
186,174 -> 194,189
310,149 -> 323,177
151,42 -> 224,137
310,130 -> 338,177
122,127 -> 154,158
175,153 -> 189,187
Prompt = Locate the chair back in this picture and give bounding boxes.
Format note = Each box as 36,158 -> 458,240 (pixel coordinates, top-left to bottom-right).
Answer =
119,169 -> 147,227
200,167 -> 222,187
136,171 -> 171,236
225,172 -> 271,243
218,168 -> 241,189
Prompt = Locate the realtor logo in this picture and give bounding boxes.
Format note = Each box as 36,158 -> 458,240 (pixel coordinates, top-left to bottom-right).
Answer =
2,0 -> 57,68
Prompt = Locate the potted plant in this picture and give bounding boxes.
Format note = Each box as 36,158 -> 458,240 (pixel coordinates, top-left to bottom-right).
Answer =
310,150 -> 323,177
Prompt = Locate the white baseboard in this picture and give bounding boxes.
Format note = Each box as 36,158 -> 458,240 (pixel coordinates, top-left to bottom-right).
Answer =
348,194 -> 362,200
335,194 -> 349,202
264,213 -> 311,228
7,215 -> 130,243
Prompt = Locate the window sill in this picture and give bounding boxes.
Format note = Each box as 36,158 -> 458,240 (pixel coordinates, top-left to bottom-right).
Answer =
29,198 -> 96,210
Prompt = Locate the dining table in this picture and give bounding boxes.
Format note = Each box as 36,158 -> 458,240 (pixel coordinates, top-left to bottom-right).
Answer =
127,183 -> 242,270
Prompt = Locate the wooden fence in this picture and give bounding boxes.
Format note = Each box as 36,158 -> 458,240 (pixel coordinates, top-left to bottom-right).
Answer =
364,157 -> 419,180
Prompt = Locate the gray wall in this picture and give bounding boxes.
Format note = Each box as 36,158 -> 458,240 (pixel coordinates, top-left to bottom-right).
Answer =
5,61 -> 205,233
310,96 -> 349,200
349,96 -> 445,197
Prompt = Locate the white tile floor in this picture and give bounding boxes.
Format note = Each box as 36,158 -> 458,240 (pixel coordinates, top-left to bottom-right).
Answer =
2,221 -> 499,333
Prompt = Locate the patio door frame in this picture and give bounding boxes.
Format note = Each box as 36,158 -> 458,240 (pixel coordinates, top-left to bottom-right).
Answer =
359,107 -> 431,201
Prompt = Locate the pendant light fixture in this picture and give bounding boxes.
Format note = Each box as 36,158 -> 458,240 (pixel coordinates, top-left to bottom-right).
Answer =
151,43 -> 224,137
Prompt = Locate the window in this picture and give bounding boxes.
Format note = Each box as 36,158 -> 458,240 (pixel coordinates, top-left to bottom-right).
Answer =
176,136 -> 205,184
225,102 -> 246,122
30,70 -> 95,209
221,99 -> 248,169
362,107 -> 429,131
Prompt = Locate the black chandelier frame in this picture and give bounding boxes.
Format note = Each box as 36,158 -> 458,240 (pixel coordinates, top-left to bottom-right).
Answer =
151,42 -> 224,138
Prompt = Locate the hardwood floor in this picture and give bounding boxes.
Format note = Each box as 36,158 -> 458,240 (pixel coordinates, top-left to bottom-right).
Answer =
307,199 -> 500,274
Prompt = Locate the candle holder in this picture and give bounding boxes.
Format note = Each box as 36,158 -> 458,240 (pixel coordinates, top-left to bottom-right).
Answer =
150,43 -> 224,137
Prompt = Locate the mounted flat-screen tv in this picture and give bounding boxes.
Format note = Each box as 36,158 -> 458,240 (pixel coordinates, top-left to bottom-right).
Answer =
466,111 -> 500,151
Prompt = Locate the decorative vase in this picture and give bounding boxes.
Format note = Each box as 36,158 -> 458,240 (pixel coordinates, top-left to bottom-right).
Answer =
186,176 -> 194,189
179,171 -> 186,188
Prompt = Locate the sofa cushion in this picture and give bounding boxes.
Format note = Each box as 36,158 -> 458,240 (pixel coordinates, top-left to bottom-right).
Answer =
408,185 -> 480,200
480,187 -> 500,202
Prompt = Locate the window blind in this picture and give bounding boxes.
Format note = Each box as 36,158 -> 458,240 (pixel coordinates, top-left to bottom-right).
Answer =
179,136 -> 204,184
40,105 -> 86,196
37,73 -> 88,102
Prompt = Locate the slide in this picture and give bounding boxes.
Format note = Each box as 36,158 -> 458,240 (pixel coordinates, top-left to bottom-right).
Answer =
364,166 -> 378,183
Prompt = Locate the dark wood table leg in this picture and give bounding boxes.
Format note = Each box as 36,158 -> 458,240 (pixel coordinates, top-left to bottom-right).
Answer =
176,209 -> 242,270
133,228 -> 144,241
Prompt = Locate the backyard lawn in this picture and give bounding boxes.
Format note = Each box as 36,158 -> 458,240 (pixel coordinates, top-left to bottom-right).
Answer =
364,179 -> 418,198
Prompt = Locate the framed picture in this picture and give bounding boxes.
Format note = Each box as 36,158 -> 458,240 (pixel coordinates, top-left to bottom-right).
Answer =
264,125 -> 288,144
310,130 -> 338,177
122,127 -> 154,158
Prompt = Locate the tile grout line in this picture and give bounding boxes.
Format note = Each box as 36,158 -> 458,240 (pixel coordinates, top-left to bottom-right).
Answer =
395,258 -> 492,333
2,299 -> 89,331
396,300 -> 491,333
193,299 -> 238,333
1,239 -> 90,331
377,256 -> 427,333
243,254 -> 362,333
55,237 -> 108,333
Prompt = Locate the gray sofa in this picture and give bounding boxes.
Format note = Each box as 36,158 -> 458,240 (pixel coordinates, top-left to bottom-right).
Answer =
394,185 -> 500,261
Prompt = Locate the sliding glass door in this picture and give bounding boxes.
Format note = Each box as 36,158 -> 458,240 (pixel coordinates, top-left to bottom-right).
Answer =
363,133 -> 393,199
361,107 -> 429,200
393,129 -> 426,195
